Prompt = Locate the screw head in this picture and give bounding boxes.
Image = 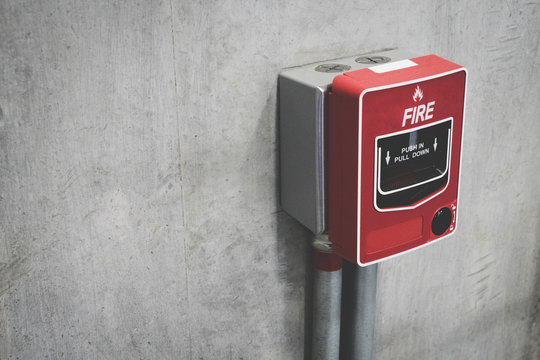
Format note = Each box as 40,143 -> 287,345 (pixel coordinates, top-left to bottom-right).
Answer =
355,55 -> 391,64
314,63 -> 351,73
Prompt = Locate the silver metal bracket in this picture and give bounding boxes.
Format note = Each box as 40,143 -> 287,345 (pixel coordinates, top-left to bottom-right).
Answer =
312,233 -> 333,253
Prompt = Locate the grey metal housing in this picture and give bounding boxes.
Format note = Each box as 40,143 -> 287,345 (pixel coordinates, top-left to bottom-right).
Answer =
279,49 -> 418,234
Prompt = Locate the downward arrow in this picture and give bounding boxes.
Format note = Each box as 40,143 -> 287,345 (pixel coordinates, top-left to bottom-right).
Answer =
434,138 -> 438,151
385,151 -> 390,165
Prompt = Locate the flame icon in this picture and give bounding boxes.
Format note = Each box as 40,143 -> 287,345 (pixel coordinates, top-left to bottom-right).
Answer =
413,85 -> 423,102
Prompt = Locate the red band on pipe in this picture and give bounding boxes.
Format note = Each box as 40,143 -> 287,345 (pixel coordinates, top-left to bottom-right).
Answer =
314,251 -> 343,272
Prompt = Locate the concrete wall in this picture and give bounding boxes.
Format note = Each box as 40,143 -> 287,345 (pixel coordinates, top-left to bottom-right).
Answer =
1,1 -> 538,359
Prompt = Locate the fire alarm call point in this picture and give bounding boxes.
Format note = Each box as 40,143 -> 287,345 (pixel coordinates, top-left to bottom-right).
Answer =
279,49 -> 467,266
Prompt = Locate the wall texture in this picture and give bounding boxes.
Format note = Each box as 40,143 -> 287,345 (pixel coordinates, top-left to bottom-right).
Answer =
1,1 -> 539,359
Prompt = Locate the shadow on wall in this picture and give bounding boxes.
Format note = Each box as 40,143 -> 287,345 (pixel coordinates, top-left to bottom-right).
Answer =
275,210 -> 313,360
272,81 -> 314,360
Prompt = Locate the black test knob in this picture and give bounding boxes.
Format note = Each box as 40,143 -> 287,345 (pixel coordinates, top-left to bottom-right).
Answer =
431,207 -> 452,236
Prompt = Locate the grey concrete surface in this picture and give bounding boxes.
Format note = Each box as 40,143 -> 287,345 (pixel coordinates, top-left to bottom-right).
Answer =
0,0 -> 539,359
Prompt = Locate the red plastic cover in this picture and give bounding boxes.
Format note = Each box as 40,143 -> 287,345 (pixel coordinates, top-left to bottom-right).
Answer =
329,55 -> 466,265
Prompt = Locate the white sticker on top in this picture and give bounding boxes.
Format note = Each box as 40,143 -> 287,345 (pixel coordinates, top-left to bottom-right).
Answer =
369,59 -> 418,73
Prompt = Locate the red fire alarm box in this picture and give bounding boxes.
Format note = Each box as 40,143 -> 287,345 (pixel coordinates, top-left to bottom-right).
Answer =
329,55 -> 467,265
279,50 -> 467,267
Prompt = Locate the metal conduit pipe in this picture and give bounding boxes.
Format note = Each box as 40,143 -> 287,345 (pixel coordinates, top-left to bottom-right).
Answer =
340,262 -> 378,360
311,235 -> 343,360
310,236 -> 378,360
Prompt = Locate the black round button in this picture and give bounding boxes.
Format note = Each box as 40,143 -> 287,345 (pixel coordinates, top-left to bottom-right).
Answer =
431,207 -> 452,236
